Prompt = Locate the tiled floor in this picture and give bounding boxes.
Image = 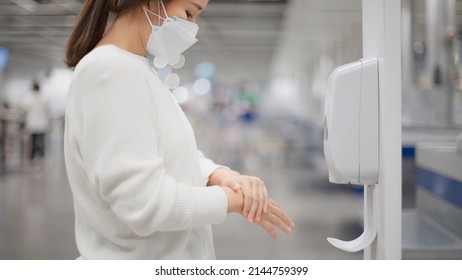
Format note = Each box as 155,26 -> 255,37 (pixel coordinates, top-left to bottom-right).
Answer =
0,121 -> 363,260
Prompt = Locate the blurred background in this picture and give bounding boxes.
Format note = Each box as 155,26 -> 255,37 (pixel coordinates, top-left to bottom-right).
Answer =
0,0 -> 461,259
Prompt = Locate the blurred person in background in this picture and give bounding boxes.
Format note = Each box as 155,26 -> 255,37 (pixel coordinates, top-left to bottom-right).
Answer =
20,81 -> 50,164
0,102 -> 11,170
64,0 -> 294,260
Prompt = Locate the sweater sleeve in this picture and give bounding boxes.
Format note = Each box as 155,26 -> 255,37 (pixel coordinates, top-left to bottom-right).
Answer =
197,150 -> 230,183
76,57 -> 228,236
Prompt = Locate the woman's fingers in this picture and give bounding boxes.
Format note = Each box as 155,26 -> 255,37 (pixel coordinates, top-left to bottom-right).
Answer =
255,180 -> 266,222
222,175 -> 269,223
269,198 -> 280,208
263,184 -> 268,214
222,177 -> 241,191
231,180 -> 241,191
249,198 -> 295,240
241,177 -> 253,218
245,177 -> 268,223
246,178 -> 260,223
259,219 -> 279,240
266,212 -> 292,234
269,202 -> 295,228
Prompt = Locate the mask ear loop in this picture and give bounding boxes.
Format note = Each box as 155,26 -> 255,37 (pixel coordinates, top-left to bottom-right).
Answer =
157,0 -> 161,26
144,3 -> 166,28
143,8 -> 156,29
159,0 -> 169,19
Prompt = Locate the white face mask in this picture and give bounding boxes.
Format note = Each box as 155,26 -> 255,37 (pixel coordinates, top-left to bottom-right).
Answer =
144,1 -> 199,64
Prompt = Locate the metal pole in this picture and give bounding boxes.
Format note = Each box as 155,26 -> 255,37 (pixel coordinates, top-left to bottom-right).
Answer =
362,0 -> 402,259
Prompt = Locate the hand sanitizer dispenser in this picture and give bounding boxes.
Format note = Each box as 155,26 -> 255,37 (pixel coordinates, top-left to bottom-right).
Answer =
323,57 -> 379,252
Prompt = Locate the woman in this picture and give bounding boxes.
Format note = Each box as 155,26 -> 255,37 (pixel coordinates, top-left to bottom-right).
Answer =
64,0 -> 293,259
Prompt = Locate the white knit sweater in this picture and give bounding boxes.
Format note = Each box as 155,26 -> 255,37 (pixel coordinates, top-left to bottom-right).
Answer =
64,45 -> 228,259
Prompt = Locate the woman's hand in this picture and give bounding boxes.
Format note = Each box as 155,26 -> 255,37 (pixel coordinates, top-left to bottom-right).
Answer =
222,175 -> 268,223
255,199 -> 294,240
222,187 -> 294,240
209,168 -> 268,223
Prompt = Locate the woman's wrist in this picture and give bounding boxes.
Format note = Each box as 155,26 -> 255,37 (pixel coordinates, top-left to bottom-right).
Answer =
222,186 -> 244,213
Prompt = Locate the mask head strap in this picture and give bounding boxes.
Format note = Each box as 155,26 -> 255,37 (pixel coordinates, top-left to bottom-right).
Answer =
157,0 -> 161,25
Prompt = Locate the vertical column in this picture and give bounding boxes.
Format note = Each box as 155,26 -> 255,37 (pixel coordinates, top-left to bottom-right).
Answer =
0,62 -> 6,171
401,0 -> 413,90
362,0 -> 402,259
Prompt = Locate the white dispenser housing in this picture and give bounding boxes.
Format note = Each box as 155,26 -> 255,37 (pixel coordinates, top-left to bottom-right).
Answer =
323,57 -> 379,252
324,57 -> 379,185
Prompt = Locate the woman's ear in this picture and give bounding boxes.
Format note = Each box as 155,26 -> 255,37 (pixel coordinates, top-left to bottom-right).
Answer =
143,0 -> 159,13
143,0 -> 152,10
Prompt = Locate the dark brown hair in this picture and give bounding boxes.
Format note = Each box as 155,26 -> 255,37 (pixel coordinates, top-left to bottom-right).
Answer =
65,0 -> 151,68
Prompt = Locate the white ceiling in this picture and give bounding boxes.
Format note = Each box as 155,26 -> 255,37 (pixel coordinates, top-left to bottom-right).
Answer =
0,0 -> 82,75
0,0 -> 461,86
0,0 -> 288,83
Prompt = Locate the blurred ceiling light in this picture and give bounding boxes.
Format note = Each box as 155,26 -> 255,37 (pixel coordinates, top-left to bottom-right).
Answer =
0,48 -> 10,72
154,56 -> 168,69
195,61 -> 216,79
165,73 -> 180,90
171,55 -> 186,69
156,64 -> 172,79
413,41 -> 424,55
265,77 -> 307,117
193,78 -> 212,96
270,78 -> 297,100
10,0 -> 38,12
172,86 -> 189,103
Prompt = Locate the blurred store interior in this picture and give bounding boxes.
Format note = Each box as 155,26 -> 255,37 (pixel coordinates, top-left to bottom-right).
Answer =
0,0 -> 462,259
